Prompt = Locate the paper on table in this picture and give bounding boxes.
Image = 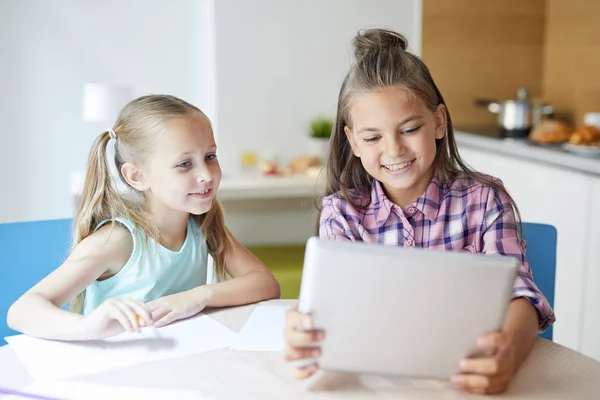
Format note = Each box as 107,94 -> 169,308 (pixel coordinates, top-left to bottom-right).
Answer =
5,313 -> 236,381
230,305 -> 288,351
1,380 -> 206,400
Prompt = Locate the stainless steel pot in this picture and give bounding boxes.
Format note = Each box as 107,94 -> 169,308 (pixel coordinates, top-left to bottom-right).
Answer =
476,88 -> 554,137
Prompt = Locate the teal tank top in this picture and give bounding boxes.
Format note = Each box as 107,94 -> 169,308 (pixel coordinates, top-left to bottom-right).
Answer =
82,217 -> 208,315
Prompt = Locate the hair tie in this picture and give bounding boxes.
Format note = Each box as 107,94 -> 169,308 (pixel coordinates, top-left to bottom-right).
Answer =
108,129 -> 118,140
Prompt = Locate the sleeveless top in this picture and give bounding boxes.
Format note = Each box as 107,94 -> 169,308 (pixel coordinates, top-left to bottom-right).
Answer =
82,217 -> 208,315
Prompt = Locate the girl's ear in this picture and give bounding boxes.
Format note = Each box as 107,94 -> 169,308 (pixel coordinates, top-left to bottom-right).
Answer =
434,104 -> 447,140
344,126 -> 361,157
121,163 -> 150,191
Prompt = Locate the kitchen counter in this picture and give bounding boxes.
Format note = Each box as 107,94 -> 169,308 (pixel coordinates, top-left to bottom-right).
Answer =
455,131 -> 600,362
455,130 -> 600,176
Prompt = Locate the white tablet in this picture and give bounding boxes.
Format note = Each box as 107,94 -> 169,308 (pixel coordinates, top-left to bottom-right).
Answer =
297,237 -> 518,380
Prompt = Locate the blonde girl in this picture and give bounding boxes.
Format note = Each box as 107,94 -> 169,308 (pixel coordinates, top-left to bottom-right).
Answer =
8,95 -> 280,340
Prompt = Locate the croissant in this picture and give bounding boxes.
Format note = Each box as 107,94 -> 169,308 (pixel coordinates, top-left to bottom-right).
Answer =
529,120 -> 572,143
569,125 -> 600,145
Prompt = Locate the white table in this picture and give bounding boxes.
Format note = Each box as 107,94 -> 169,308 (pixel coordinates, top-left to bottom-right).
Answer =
2,300 -> 600,399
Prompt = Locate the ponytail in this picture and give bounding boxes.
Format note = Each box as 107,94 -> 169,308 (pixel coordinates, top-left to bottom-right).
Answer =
69,130 -> 153,313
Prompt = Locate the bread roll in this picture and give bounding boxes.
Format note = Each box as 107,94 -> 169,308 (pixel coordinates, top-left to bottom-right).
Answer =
529,120 -> 572,143
569,125 -> 600,145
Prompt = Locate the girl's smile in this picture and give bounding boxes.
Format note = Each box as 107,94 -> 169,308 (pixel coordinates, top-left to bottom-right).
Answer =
188,188 -> 213,200
382,159 -> 415,174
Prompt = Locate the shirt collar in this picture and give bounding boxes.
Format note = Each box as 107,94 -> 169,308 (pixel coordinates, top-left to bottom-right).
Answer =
370,176 -> 445,225
369,179 -> 394,226
413,176 -> 444,221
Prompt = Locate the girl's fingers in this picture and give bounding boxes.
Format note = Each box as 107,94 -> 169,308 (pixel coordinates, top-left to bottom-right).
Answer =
292,363 -> 319,379
154,311 -> 176,328
451,374 -> 490,392
477,332 -> 511,352
286,307 -> 313,330
459,357 -> 499,375
284,345 -> 321,362
128,301 -> 153,326
114,301 -> 140,333
151,308 -> 169,321
109,306 -> 134,333
286,328 -> 324,348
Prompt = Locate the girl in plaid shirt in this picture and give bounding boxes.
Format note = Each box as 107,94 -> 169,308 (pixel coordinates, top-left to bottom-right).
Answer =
284,28 -> 554,395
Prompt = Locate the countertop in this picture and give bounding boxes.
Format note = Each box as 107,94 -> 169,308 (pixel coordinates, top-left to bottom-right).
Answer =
455,130 -> 600,176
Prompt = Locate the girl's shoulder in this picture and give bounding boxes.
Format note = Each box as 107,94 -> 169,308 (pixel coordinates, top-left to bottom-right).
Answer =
445,172 -> 505,193
68,220 -> 134,278
322,187 -> 371,211
85,219 -> 134,253
442,172 -> 510,209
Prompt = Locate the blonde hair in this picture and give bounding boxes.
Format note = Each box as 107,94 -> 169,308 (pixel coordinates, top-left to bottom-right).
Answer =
326,29 -> 522,224
70,95 -> 232,312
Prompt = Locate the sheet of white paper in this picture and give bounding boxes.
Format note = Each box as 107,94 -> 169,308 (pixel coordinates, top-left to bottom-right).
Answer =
2,380 -> 206,400
5,313 -> 236,381
230,305 -> 288,351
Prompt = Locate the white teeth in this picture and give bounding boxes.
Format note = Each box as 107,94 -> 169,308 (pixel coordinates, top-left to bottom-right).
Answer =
200,190 -> 209,194
384,160 -> 413,171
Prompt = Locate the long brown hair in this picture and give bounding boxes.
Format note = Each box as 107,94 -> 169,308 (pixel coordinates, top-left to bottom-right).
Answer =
71,95 -> 231,312
326,29 -> 522,224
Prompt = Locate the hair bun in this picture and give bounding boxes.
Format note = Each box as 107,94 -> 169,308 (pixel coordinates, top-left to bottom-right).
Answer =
353,28 -> 409,60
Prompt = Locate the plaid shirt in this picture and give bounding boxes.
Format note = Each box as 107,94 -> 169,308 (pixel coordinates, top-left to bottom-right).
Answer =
319,175 -> 555,331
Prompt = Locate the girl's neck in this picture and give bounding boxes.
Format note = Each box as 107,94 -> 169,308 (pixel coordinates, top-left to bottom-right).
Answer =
145,201 -> 190,252
384,165 -> 435,208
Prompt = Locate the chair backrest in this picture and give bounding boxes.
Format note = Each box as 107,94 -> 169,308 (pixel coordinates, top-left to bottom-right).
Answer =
0,218 -> 72,344
521,222 -> 557,341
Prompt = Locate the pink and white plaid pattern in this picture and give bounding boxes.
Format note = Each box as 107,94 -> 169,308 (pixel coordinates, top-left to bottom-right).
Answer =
319,175 -> 555,331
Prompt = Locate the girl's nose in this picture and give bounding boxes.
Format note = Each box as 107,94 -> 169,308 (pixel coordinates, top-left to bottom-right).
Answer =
196,174 -> 213,183
196,166 -> 213,183
386,136 -> 406,158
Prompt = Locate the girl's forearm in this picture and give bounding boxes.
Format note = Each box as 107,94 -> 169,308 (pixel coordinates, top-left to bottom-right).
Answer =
7,293 -> 89,341
503,297 -> 539,369
198,271 -> 280,308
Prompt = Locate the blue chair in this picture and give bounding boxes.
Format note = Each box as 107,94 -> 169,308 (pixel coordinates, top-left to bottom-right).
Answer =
521,222 -> 557,341
0,218 -> 72,344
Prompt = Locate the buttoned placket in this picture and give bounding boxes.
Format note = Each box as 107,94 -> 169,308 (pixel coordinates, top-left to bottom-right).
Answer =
390,205 -> 416,247
404,205 -> 419,247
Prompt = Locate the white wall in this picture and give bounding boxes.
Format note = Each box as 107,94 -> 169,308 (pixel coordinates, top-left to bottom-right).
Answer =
214,0 -> 422,176
0,0 -> 421,229
212,0 -> 421,244
0,0 -> 214,223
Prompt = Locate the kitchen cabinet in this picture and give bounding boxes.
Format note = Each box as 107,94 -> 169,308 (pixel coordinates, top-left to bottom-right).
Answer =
581,177 -> 600,359
457,144 -> 599,361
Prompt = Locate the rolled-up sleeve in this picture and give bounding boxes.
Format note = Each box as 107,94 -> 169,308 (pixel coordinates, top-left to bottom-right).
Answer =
319,195 -> 354,241
481,184 -> 556,332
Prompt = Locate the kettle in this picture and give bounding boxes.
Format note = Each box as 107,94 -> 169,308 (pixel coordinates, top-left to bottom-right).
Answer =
475,88 -> 554,137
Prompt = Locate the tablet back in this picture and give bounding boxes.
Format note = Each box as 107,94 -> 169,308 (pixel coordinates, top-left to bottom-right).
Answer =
298,237 -> 517,379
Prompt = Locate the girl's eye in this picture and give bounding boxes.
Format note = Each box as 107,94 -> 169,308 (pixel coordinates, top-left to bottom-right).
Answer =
206,153 -> 218,161
403,126 -> 422,135
177,161 -> 192,168
363,136 -> 380,143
